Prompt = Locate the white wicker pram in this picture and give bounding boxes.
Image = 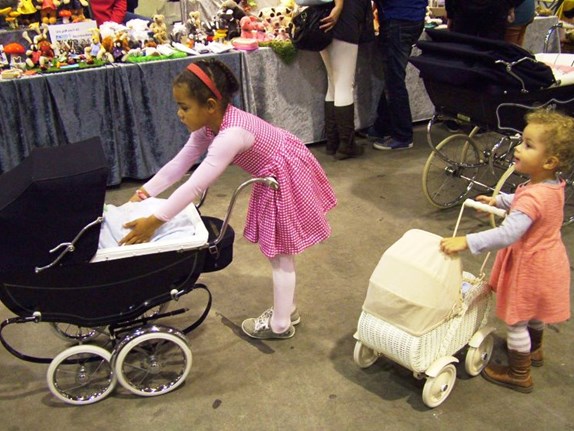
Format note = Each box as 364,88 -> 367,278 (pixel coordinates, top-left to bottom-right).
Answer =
354,200 -> 505,408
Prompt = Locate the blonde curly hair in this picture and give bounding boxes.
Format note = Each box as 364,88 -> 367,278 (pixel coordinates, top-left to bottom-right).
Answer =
525,109 -> 574,172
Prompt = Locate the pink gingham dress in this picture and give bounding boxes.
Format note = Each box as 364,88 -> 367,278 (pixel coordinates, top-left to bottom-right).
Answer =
144,105 -> 337,258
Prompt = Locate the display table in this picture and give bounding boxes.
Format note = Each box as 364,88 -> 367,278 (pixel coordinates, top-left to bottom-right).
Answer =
0,52 -> 246,185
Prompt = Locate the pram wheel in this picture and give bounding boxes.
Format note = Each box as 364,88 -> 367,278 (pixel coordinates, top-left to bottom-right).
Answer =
353,341 -> 378,368
113,325 -> 192,397
422,135 -> 481,208
50,323 -> 106,343
422,363 -> 456,408
47,345 -> 116,405
465,331 -> 494,377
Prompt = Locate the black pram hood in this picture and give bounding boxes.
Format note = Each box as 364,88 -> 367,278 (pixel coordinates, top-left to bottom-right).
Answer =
409,29 -> 556,93
0,137 -> 108,273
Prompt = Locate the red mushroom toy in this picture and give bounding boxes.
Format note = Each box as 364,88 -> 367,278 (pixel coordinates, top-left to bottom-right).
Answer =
3,42 -> 26,67
59,9 -> 71,24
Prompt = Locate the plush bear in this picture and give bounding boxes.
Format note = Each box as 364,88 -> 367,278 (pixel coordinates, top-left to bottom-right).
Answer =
149,14 -> 169,44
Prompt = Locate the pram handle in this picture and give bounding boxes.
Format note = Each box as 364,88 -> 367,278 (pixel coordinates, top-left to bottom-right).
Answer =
453,199 -> 507,276
207,176 -> 279,254
462,199 -> 507,219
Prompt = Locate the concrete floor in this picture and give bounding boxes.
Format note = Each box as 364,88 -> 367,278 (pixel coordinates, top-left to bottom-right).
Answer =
1,124 -> 573,431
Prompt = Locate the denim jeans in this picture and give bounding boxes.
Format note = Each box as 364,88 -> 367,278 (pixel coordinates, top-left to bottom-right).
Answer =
373,18 -> 424,143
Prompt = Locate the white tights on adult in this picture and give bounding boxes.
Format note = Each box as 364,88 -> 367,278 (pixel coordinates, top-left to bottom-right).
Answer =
269,254 -> 296,334
320,39 -> 359,107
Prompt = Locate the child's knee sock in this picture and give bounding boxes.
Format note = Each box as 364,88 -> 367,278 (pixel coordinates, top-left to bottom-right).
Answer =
507,322 -> 530,353
269,254 -> 296,334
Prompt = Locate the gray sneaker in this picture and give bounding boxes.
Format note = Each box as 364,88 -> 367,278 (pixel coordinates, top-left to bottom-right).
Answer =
241,308 -> 296,340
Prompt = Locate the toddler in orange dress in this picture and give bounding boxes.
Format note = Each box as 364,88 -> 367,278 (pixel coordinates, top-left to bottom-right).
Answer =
441,110 -> 574,393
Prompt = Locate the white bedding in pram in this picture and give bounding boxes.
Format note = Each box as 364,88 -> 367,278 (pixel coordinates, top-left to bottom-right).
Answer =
91,198 -> 209,263
362,229 -> 463,336
535,53 -> 574,86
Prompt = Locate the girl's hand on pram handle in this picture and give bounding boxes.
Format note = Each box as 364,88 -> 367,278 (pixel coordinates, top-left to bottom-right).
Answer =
119,215 -> 165,245
440,236 -> 468,255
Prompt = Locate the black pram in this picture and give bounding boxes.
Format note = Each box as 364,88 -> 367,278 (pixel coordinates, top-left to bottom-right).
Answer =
0,138 -> 247,405
410,29 -> 574,133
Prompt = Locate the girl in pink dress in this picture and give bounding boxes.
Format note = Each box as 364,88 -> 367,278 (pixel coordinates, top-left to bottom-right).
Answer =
441,110 -> 574,393
120,59 -> 337,340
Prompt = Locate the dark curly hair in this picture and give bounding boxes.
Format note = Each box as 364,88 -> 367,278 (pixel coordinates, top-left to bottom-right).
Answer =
173,59 -> 240,108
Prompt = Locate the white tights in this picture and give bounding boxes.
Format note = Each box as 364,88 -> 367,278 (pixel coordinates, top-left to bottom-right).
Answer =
269,254 -> 296,333
320,39 -> 359,107
507,320 -> 545,353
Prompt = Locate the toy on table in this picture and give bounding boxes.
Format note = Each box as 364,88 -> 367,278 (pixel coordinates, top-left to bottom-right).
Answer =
149,14 -> 168,45
22,26 -> 55,69
37,0 -> 60,25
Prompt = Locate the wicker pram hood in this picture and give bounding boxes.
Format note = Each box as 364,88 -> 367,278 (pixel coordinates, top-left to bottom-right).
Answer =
362,229 -> 463,336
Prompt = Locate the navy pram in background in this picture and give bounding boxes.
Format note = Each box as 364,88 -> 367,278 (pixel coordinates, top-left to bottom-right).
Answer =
409,29 -> 574,132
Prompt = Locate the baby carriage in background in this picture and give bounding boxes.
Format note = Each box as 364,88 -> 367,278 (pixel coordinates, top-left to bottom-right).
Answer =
353,200 -> 506,408
0,137 -> 277,405
411,29 -> 574,225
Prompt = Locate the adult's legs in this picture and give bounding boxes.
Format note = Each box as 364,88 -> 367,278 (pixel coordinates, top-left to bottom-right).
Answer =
373,18 -> 423,144
320,39 -> 362,159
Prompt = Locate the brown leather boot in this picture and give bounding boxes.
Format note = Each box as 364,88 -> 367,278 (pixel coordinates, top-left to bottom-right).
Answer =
333,104 -> 364,160
324,102 -> 339,155
528,327 -> 544,367
482,350 -> 533,393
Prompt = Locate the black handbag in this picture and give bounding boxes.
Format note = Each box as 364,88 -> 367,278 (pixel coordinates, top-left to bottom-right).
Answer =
290,3 -> 334,51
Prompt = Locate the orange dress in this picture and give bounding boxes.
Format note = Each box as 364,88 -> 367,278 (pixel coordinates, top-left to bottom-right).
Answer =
489,181 -> 571,325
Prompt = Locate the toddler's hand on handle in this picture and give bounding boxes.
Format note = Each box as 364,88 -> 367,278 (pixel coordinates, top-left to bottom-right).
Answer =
475,195 -> 496,207
119,215 -> 165,245
440,236 -> 468,255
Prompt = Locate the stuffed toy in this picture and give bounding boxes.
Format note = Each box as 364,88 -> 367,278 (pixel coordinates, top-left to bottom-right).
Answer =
22,25 -> 55,69
37,0 -> 61,25
16,0 -> 39,26
240,15 -> 268,41
61,0 -> 88,22
258,6 -> 293,40
84,28 -> 102,61
210,0 -> 246,40
149,14 -> 169,44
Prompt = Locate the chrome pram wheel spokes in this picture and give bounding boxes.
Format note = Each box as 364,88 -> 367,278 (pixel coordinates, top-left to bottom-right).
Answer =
50,322 -> 106,343
465,333 -> 494,377
113,325 -> 192,397
47,345 -> 116,405
353,341 -> 378,368
422,136 -> 482,208
422,363 -> 457,408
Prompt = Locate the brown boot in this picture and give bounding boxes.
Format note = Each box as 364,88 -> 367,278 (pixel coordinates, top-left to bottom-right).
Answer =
333,104 -> 364,160
528,327 -> 544,367
324,102 -> 339,155
482,350 -> 533,393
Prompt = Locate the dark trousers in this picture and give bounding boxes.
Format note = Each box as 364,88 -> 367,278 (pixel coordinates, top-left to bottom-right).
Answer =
373,18 -> 424,143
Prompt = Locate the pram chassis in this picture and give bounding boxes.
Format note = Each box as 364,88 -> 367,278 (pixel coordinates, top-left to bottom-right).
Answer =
353,200 -> 501,408
412,29 -> 574,213
0,173 -> 278,405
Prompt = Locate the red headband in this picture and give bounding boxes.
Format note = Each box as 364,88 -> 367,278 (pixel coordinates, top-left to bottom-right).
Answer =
186,63 -> 223,101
